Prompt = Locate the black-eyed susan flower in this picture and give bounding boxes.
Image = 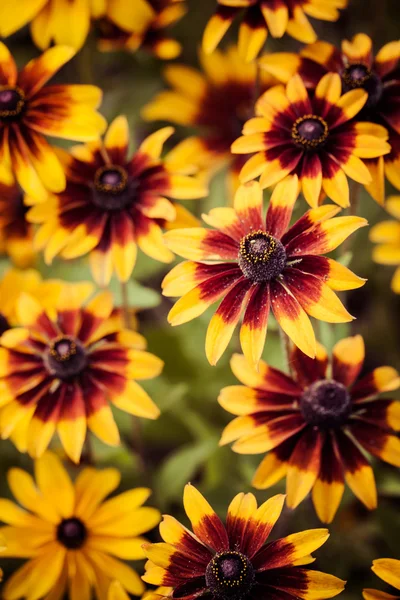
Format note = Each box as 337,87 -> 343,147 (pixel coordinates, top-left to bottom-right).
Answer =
364,559 -> 400,600
0,43 -> 106,200
0,282 -> 163,463
0,451 -> 160,599
370,196 -> 400,293
163,178 -> 366,366
97,0 -> 187,59
203,0 -> 347,63
142,46 -> 276,194
142,483 -> 345,600
232,73 -> 390,209
219,336 -> 400,523
28,116 -> 206,287
259,34 -> 400,204
0,169 -> 35,268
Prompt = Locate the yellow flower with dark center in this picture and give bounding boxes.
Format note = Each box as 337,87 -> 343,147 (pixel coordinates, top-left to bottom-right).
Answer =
96,0 -> 187,59
203,0 -> 347,63
259,33 -> 400,204
162,178 -> 367,366
142,46 -> 277,195
142,484 -> 345,600
0,451 -> 161,600
219,336 -> 400,523
0,282 -> 163,463
232,72 -> 391,209
364,559 -> 400,600
370,196 -> 400,293
0,43 -> 106,200
28,116 -> 206,287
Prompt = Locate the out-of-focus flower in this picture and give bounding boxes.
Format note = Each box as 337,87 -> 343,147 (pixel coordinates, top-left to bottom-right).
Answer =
143,483 -> 345,600
141,586 -> 171,600
142,46 -> 277,194
219,336 -> 400,522
28,116 -> 207,287
259,34 -> 400,204
203,0 -> 347,63
162,178 -> 366,365
0,451 -> 160,599
0,282 -> 163,462
0,43 -> 106,200
364,559 -> 400,600
97,0 -> 187,60
370,196 -> 400,293
232,73 -> 390,208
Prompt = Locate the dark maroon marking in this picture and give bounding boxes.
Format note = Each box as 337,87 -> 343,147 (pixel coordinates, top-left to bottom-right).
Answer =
300,379 -> 352,428
45,336 -> 87,380
57,518 -> 87,549
0,86 -> 25,121
206,551 -> 255,599
0,313 -> 10,335
239,231 -> 286,283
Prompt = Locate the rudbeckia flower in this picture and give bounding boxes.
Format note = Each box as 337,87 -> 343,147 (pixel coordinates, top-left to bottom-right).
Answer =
97,0 -> 187,59
0,451 -> 161,600
142,484 -> 346,600
28,116 -> 207,287
0,282 -> 163,463
259,33 -> 400,204
0,170 -> 35,268
364,559 -> 400,600
203,0 -> 347,63
370,196 -> 400,293
0,43 -> 106,200
163,178 -> 366,365
142,46 -> 276,194
219,337 -> 400,523
232,73 -> 390,208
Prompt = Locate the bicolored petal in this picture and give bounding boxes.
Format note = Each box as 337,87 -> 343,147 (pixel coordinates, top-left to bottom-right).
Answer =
332,335 -> 365,386
286,427 -> 323,509
183,484 -> 229,553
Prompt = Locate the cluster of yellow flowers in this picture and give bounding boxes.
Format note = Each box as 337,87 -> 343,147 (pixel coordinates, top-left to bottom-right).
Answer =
0,0 -> 399,599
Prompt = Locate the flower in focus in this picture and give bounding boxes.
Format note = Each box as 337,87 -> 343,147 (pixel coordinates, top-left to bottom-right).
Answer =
259,33 -> 400,204
203,0 -> 347,63
0,282 -> 163,463
163,178 -> 366,366
0,169 -> 35,268
232,73 -> 390,208
370,196 -> 400,293
142,483 -> 345,600
28,116 -> 206,286
96,0 -> 187,60
0,451 -> 160,599
0,267 -> 62,333
0,43 -> 106,199
142,46 -> 277,194
219,336 -> 400,523
364,559 -> 400,600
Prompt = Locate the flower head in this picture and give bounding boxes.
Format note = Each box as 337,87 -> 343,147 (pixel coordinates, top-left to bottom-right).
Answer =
163,178 -> 366,366
364,559 -> 400,600
219,336 -> 400,523
28,116 -> 207,286
232,73 -> 390,208
97,0 -> 187,59
0,43 -> 106,199
0,451 -> 161,600
0,282 -> 163,463
203,0 -> 347,63
370,196 -> 400,293
143,46 -> 276,194
260,34 -> 400,204
142,484 -> 345,600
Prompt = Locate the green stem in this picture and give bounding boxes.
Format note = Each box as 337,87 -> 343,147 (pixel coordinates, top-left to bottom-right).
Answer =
279,327 -> 293,376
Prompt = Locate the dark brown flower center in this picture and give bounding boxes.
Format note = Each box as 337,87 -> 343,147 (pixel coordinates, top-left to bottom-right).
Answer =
0,86 -> 25,121
300,379 -> 352,428
205,551 -> 255,599
57,518 -> 87,549
239,231 -> 286,282
46,336 -> 87,380
342,63 -> 383,109
92,164 -> 137,211
292,115 -> 329,150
